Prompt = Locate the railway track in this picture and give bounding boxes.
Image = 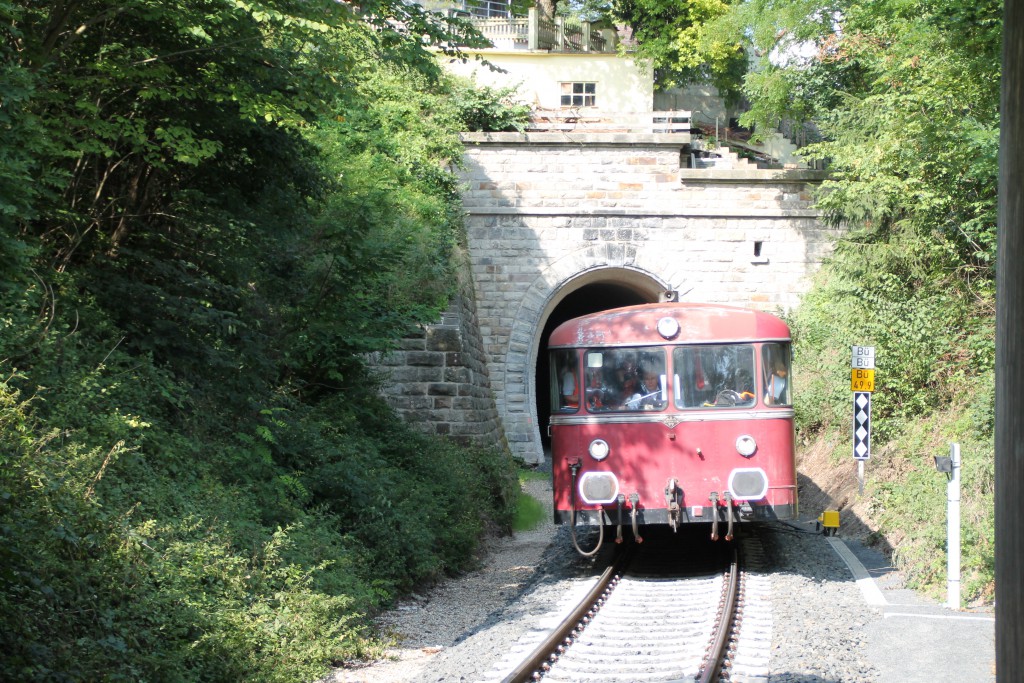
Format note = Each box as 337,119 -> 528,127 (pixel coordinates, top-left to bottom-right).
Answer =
492,530 -> 771,683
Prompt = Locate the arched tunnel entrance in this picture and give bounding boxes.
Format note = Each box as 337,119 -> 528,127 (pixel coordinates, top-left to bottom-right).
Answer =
535,278 -> 663,453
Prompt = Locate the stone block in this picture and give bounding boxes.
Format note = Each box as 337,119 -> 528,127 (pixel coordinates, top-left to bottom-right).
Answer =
426,326 -> 462,352
386,366 -> 444,383
444,366 -> 471,383
389,396 -> 432,411
405,351 -> 444,367
399,383 -> 427,396
428,383 -> 459,397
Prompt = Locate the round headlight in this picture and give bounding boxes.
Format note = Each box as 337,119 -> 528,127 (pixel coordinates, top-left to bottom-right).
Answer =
657,316 -> 680,340
736,435 -> 757,458
589,439 -> 610,461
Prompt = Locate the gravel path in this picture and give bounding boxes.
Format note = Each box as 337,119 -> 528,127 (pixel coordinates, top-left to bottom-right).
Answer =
325,477 -> 990,683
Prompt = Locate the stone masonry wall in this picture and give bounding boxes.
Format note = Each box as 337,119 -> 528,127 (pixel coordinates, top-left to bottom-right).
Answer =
457,132 -> 843,464
375,260 -> 506,450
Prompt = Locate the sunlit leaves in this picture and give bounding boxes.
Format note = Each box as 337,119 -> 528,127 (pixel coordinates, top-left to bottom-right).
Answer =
734,0 -> 999,276
614,0 -> 744,97
1,1 -> 522,679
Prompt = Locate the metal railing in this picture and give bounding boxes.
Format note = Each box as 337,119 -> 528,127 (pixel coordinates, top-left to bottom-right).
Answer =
422,0 -> 511,18
525,110 -> 693,134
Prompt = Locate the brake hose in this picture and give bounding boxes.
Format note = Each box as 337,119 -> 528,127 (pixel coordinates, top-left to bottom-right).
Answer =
569,461 -> 604,557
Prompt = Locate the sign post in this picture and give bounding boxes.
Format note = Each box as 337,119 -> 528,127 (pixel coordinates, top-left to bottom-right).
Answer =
947,442 -> 961,610
851,346 -> 875,494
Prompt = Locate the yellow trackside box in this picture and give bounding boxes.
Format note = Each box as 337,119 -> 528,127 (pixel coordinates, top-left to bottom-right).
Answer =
818,510 -> 840,533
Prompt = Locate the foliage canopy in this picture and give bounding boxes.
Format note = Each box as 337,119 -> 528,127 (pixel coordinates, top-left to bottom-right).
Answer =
716,0 -> 999,600
0,1 -> 524,680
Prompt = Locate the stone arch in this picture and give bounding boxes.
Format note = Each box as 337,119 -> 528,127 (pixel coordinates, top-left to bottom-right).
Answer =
501,243 -> 680,463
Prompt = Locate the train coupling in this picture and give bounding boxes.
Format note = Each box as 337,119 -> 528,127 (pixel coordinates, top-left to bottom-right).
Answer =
629,492 -> 643,543
664,478 -> 681,533
724,492 -> 735,541
615,494 -> 626,544
709,492 -> 719,541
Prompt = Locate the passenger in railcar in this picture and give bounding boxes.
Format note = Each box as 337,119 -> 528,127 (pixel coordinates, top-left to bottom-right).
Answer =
584,365 -> 612,411
763,346 -> 790,406
555,350 -> 579,411
607,353 -> 639,407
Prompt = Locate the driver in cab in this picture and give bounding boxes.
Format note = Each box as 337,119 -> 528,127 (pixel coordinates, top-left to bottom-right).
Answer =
626,367 -> 665,410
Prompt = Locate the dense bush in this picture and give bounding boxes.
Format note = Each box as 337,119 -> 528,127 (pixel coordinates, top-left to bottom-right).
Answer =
0,366 -> 517,681
710,0 -> 1000,603
0,1 -> 523,680
787,235 -> 996,602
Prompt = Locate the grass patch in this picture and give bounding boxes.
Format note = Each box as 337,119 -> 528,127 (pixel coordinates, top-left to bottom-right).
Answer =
518,467 -> 550,483
512,491 -> 546,532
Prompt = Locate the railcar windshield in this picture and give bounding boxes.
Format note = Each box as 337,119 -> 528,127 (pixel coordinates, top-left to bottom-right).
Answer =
583,348 -> 667,412
672,345 -> 756,408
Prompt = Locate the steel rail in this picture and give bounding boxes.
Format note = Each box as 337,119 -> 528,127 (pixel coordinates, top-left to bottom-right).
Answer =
698,546 -> 741,683
500,548 -> 631,683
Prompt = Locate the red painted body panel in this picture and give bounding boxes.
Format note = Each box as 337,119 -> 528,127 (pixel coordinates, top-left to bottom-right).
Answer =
548,303 -> 791,349
550,417 -> 797,517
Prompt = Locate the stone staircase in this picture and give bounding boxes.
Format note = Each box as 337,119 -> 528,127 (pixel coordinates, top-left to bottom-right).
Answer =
749,132 -> 808,168
693,132 -> 808,169
690,144 -> 757,169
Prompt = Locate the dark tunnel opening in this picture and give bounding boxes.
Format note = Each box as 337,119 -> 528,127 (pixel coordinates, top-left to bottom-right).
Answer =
535,282 -> 656,453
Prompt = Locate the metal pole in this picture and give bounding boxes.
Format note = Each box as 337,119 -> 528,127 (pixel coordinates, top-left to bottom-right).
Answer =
947,442 -> 961,610
857,460 -> 864,495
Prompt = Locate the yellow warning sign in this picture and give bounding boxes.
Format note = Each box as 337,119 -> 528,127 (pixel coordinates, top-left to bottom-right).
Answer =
851,368 -> 875,392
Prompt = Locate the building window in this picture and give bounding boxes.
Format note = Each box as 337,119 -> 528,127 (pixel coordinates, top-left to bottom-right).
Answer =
560,82 -> 596,108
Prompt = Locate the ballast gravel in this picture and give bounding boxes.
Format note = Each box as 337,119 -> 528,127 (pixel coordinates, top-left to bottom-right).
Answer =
756,524 -> 879,683
326,478 -> 886,683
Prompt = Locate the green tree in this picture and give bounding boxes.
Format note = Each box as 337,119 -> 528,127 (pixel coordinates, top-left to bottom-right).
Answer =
722,0 -> 999,600
0,1 -> 520,680
612,0 -> 747,100
737,0 -> 1000,270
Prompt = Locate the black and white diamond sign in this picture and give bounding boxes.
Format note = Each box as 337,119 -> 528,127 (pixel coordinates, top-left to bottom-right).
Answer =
853,391 -> 871,461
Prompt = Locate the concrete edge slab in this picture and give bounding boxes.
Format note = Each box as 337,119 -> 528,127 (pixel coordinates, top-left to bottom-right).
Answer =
825,536 -> 889,607
883,611 -> 995,621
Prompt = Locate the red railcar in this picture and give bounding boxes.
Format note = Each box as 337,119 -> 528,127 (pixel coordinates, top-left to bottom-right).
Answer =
548,302 -> 797,553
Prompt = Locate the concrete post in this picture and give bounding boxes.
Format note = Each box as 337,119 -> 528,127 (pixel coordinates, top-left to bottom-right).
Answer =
947,442 -> 961,610
528,8 -> 538,50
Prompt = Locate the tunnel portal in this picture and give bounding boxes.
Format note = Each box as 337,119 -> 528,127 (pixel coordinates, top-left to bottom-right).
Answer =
534,281 -> 657,451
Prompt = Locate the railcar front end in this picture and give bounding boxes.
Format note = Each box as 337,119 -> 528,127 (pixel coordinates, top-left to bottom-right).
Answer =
548,303 -> 797,553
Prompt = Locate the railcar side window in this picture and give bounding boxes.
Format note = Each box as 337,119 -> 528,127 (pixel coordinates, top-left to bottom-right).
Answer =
762,343 -> 792,406
672,345 -> 756,409
583,348 -> 667,412
551,349 -> 579,412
